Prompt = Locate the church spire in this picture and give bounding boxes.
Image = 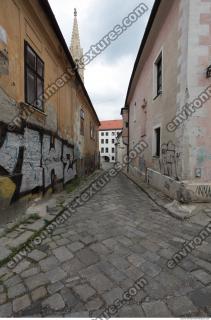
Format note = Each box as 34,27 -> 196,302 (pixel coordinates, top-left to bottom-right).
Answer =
70,8 -> 84,82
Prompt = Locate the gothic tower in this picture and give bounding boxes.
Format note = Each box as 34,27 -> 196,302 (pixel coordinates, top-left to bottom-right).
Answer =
70,8 -> 84,82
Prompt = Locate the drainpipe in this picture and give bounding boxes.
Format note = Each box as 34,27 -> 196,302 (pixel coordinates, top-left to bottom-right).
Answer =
127,106 -> 130,173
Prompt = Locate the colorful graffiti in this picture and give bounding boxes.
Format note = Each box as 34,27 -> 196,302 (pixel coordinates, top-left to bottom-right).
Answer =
0,122 -> 76,204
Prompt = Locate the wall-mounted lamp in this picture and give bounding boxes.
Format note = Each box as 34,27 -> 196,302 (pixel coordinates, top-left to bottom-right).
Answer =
207,65 -> 211,78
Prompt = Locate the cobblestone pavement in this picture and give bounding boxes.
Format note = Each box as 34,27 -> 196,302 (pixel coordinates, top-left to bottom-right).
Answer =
0,173 -> 211,317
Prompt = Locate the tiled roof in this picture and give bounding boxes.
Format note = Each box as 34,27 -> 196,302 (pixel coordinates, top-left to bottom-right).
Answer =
99,120 -> 123,131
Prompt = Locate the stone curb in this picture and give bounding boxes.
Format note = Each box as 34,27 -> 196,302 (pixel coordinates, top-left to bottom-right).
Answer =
122,170 -> 187,221
123,171 -> 211,224
0,169 -> 104,267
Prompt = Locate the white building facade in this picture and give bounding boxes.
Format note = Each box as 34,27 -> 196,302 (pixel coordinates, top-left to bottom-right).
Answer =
99,121 -> 123,163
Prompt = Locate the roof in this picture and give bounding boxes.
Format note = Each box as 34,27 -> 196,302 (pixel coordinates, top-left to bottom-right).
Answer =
38,0 -> 100,126
124,0 -> 161,107
99,120 -> 123,131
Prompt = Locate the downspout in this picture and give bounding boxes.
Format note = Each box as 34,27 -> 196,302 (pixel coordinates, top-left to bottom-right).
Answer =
127,106 -> 130,173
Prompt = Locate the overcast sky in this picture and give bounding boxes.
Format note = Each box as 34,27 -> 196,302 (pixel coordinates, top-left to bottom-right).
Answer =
49,0 -> 155,121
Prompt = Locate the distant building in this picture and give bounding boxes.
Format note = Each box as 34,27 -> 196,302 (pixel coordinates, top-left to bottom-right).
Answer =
122,0 -> 211,203
99,120 -> 123,163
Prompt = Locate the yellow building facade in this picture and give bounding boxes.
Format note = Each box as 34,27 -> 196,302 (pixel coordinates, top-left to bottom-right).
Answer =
0,0 -> 100,210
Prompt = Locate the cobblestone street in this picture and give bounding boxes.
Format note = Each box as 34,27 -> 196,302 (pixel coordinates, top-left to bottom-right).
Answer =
0,173 -> 211,317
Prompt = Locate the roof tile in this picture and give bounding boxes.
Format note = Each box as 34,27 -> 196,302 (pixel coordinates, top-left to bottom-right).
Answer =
99,120 -> 123,131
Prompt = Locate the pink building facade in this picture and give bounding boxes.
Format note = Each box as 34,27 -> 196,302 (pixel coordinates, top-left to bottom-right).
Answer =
122,0 -> 211,202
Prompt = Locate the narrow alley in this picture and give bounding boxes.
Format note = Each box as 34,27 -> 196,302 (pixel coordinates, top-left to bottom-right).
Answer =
0,173 -> 210,317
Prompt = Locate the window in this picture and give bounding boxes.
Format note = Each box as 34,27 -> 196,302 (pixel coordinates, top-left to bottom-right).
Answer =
101,139 -> 104,144
141,102 -> 147,137
80,109 -> 85,135
126,122 -> 129,128
112,132 -> 115,136
101,132 -> 104,136
90,123 -> 95,139
133,102 -> 136,122
112,157 -> 115,161
155,53 -> 162,96
154,127 -> 161,157
112,148 -> 115,153
93,126 -> 96,140
101,147 -> 104,153
112,139 -> 115,144
25,42 -> 44,110
105,148 -> 109,153
105,139 -> 109,144
90,123 -> 93,139
106,132 -> 109,136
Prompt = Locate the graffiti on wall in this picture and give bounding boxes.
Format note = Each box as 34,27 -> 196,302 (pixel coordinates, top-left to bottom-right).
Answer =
0,122 -> 76,204
139,156 -> 146,173
0,26 -> 9,76
195,185 -> 211,199
159,141 -> 180,180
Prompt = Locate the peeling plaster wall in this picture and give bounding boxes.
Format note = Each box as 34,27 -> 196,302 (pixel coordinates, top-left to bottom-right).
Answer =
0,87 -> 18,123
0,26 -> 9,76
173,0 -> 211,183
185,0 -> 211,182
174,0 -> 190,181
128,0 -> 180,178
0,0 -> 99,210
127,0 -> 211,202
